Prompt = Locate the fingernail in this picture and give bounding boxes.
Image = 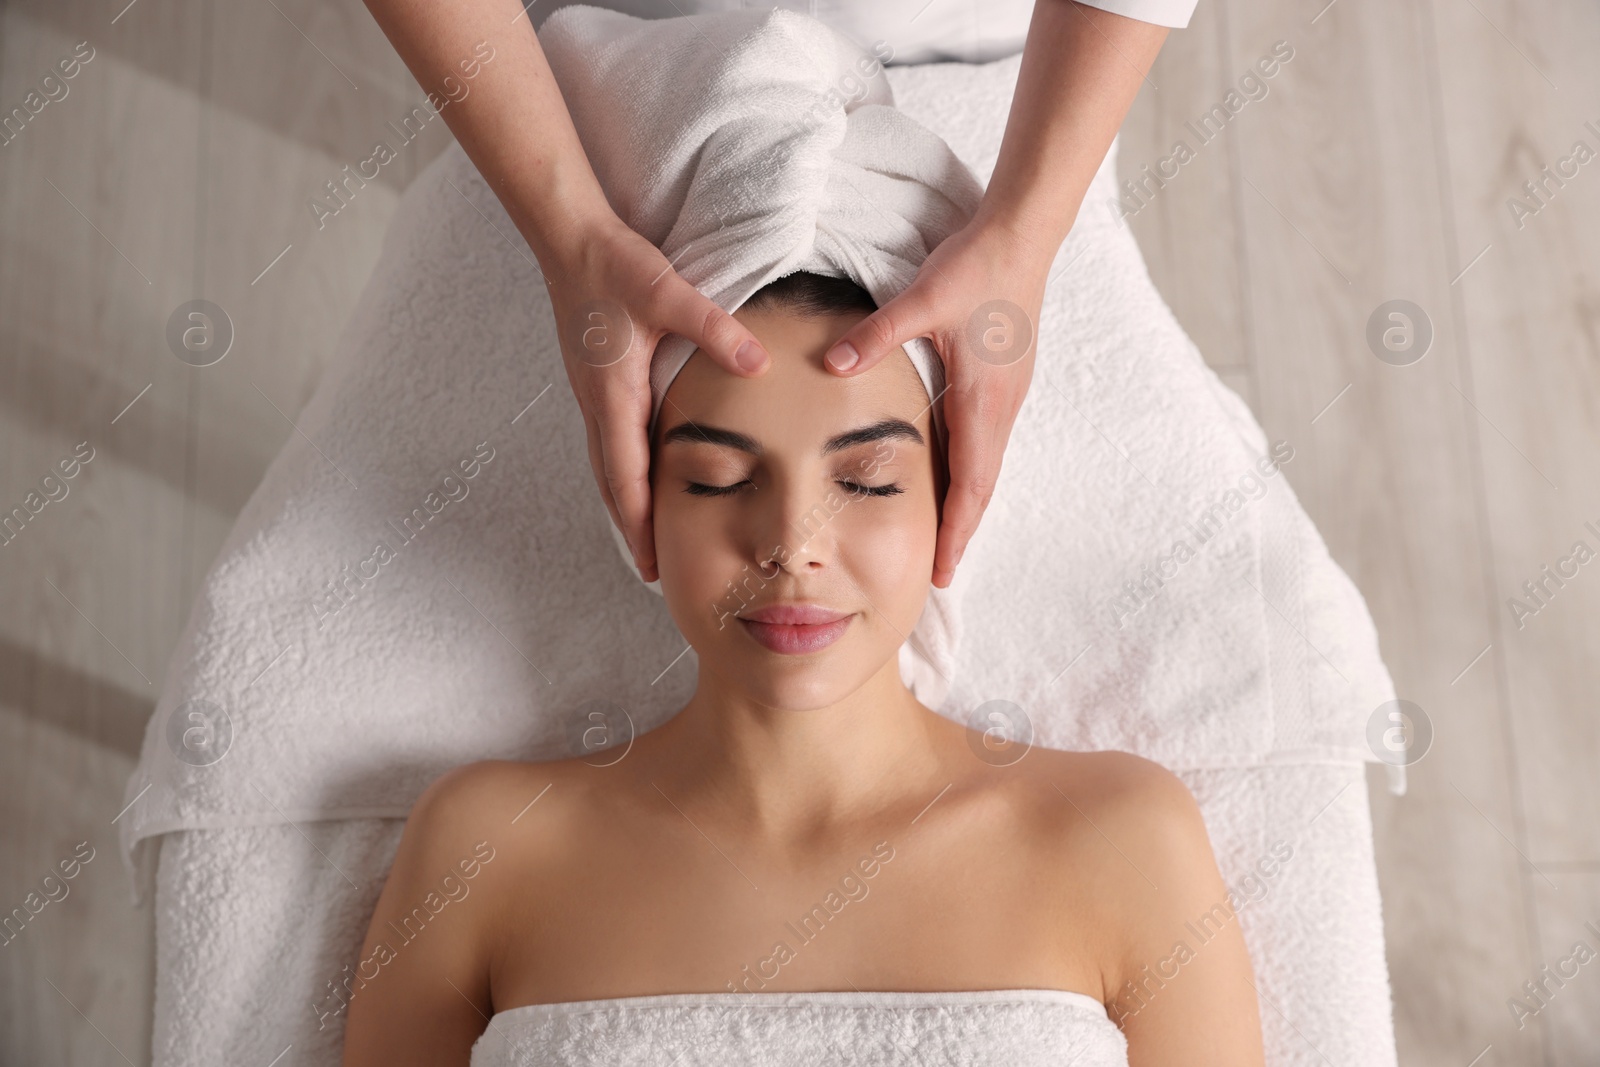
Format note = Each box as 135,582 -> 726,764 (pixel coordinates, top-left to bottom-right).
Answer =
735,340 -> 767,372
826,342 -> 860,371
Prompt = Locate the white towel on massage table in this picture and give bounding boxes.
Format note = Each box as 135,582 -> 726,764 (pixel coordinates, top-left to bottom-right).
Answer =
118,10 -> 1400,1064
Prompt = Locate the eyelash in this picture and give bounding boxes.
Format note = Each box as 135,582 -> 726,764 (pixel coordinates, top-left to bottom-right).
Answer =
684,480 -> 905,499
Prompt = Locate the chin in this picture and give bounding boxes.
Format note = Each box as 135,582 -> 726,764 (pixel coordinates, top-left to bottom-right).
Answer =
709,643 -> 878,711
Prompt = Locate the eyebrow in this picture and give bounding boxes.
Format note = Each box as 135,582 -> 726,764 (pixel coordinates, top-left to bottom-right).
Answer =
660,416 -> 925,456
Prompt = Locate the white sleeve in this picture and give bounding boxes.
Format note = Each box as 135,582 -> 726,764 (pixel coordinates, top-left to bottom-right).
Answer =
1069,0 -> 1198,29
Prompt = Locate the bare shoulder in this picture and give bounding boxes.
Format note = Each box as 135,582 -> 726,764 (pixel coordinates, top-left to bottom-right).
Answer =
1029,747 -> 1217,914
949,743 -> 1204,856
1015,746 -> 1208,852
400,756 -> 594,872
382,762 -> 548,921
1019,749 -> 1263,1062
342,758 -> 595,1063
408,757 -> 567,831
999,750 -> 1221,968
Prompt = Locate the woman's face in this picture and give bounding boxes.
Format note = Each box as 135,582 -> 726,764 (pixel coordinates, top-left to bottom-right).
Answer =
650,303 -> 944,711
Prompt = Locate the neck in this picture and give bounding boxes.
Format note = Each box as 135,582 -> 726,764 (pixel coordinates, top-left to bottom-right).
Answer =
641,656 -> 957,844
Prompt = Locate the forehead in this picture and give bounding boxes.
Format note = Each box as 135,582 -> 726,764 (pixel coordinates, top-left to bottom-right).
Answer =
655,305 -> 932,443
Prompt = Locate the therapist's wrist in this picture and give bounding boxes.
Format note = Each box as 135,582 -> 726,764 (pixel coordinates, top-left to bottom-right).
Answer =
972,194 -> 1079,268
503,167 -> 622,274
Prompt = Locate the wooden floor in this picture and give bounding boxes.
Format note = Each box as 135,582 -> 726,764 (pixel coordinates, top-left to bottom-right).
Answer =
1,0 -> 1595,1063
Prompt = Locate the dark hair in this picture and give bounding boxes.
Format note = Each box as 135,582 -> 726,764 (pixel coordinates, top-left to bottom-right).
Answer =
740,271 -> 877,317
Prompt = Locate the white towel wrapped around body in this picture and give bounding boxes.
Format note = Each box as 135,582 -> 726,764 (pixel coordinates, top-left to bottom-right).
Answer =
121,9 -> 1399,1064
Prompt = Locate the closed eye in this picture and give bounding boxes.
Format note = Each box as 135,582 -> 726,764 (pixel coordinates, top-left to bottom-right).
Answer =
683,481 -> 750,497
683,481 -> 905,498
840,481 -> 905,498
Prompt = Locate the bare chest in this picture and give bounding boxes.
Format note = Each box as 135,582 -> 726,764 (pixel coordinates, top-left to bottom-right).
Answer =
486,807 -> 1108,1008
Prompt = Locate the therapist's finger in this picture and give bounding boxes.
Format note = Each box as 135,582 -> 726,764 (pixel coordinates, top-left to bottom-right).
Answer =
654,274 -> 771,376
821,285 -> 938,375
930,372 -> 1015,588
588,377 -> 659,581
554,291 -> 655,580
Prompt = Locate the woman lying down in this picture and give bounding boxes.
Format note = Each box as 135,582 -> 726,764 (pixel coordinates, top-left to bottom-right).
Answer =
339,270 -> 1266,1066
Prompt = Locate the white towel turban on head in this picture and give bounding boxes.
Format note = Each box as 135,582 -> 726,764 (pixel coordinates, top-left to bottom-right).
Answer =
540,4 -> 988,708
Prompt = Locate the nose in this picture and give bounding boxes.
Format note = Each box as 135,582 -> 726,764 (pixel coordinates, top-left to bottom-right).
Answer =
750,467 -> 840,579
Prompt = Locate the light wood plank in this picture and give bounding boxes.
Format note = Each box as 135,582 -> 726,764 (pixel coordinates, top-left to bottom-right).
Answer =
201,0 -> 453,193
1529,872 -> 1600,1062
13,0 -> 451,193
0,3 -> 208,1064
1424,0 -> 1600,1056
1426,0 -> 1600,862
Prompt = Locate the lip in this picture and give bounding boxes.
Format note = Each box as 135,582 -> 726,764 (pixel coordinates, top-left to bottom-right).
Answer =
737,603 -> 853,655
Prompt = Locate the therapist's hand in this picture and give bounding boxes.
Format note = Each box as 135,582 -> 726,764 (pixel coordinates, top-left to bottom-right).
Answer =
819,213 -> 1053,589
545,213 -> 772,583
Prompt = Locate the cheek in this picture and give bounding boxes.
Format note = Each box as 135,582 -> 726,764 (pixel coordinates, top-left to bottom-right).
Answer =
837,495 -> 936,606
656,491 -> 710,583
654,493 -> 755,632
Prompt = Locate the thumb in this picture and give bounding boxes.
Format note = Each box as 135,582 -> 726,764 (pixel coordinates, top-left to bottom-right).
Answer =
657,274 -> 771,376
822,291 -> 935,376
